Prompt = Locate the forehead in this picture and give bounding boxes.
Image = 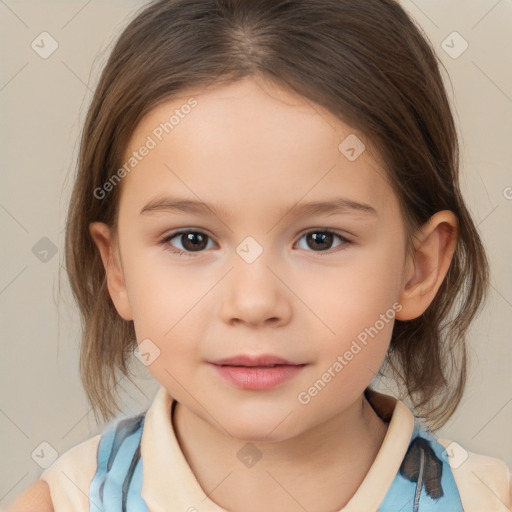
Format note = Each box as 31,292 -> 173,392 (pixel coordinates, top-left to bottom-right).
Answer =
119,76 -> 397,221
127,77 -> 344,160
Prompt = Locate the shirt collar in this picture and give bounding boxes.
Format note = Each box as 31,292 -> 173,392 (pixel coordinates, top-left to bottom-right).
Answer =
141,385 -> 415,511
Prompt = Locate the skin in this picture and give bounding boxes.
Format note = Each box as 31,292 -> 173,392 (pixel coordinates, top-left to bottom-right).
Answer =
87,75 -> 458,512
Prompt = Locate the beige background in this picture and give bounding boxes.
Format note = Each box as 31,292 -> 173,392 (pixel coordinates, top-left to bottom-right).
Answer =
1,0 -> 511,505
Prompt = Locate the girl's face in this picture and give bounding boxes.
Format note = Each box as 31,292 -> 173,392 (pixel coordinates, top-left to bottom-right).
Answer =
103,76 -> 410,441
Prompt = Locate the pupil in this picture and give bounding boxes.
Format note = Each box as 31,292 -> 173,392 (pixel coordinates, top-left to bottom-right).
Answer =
309,232 -> 332,251
183,233 -> 206,251
180,232 -> 333,252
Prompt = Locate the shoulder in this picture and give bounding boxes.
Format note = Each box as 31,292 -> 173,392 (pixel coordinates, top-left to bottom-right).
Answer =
437,437 -> 512,511
42,433 -> 102,512
3,479 -> 53,512
6,433 -> 102,512
5,410 -> 149,512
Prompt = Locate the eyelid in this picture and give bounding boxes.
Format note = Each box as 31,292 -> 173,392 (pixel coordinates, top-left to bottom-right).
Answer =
159,227 -> 353,256
160,228 -> 216,256
294,228 -> 352,253
296,227 -> 354,242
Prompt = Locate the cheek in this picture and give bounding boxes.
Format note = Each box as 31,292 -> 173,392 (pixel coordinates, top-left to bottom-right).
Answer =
313,243 -> 404,336
307,242 -> 403,381
349,239 -> 405,317
303,297 -> 396,415
126,261 -> 209,386
120,253 -> 211,376
122,245 -> 203,332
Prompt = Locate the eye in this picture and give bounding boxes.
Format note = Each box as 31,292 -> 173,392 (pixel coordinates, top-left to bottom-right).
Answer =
160,230 -> 215,256
160,228 -> 351,257
295,229 -> 350,254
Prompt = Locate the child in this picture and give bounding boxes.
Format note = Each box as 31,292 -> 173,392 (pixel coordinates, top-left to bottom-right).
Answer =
6,0 -> 511,511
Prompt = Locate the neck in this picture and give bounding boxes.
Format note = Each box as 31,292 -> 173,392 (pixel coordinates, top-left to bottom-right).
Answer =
173,393 -> 389,512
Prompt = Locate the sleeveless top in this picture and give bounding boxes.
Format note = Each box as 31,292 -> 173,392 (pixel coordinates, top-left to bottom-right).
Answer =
88,397 -> 463,511
39,386 -> 512,512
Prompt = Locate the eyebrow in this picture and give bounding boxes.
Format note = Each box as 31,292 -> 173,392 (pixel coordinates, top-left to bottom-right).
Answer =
139,196 -> 377,219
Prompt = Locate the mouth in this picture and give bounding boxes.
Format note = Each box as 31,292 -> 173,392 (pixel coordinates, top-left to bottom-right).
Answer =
211,354 -> 303,367
209,354 -> 306,390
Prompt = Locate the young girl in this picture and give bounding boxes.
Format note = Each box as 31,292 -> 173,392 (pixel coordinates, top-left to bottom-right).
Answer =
7,0 -> 511,511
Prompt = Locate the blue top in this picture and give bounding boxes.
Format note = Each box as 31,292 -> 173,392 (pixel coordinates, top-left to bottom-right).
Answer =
89,405 -> 463,512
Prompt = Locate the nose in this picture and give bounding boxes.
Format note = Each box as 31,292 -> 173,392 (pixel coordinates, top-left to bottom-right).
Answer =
219,252 -> 293,328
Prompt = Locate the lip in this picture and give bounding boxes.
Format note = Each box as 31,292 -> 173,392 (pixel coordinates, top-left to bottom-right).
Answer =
209,354 -> 306,390
211,354 -> 301,366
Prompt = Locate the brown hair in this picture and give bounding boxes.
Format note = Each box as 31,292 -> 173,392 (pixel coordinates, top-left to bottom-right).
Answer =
65,0 -> 489,429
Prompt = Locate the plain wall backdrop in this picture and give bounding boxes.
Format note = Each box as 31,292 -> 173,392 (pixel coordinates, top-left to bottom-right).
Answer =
1,0 -> 511,505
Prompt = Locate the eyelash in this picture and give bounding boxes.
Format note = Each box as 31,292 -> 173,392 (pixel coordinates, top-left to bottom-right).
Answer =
159,229 -> 352,257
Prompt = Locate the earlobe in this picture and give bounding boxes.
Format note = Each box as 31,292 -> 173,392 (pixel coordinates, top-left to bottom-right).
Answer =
395,211 -> 458,321
88,222 -> 134,321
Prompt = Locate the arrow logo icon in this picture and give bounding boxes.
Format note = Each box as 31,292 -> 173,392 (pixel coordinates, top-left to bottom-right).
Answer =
134,338 -> 161,366
32,237 -> 58,263
441,31 -> 468,59
31,441 -> 58,468
236,236 -> 263,264
237,442 -> 262,468
338,134 -> 365,161
31,31 -> 59,59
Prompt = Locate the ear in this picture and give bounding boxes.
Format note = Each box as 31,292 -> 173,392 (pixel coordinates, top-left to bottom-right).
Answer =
395,210 -> 458,321
89,222 -> 133,321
